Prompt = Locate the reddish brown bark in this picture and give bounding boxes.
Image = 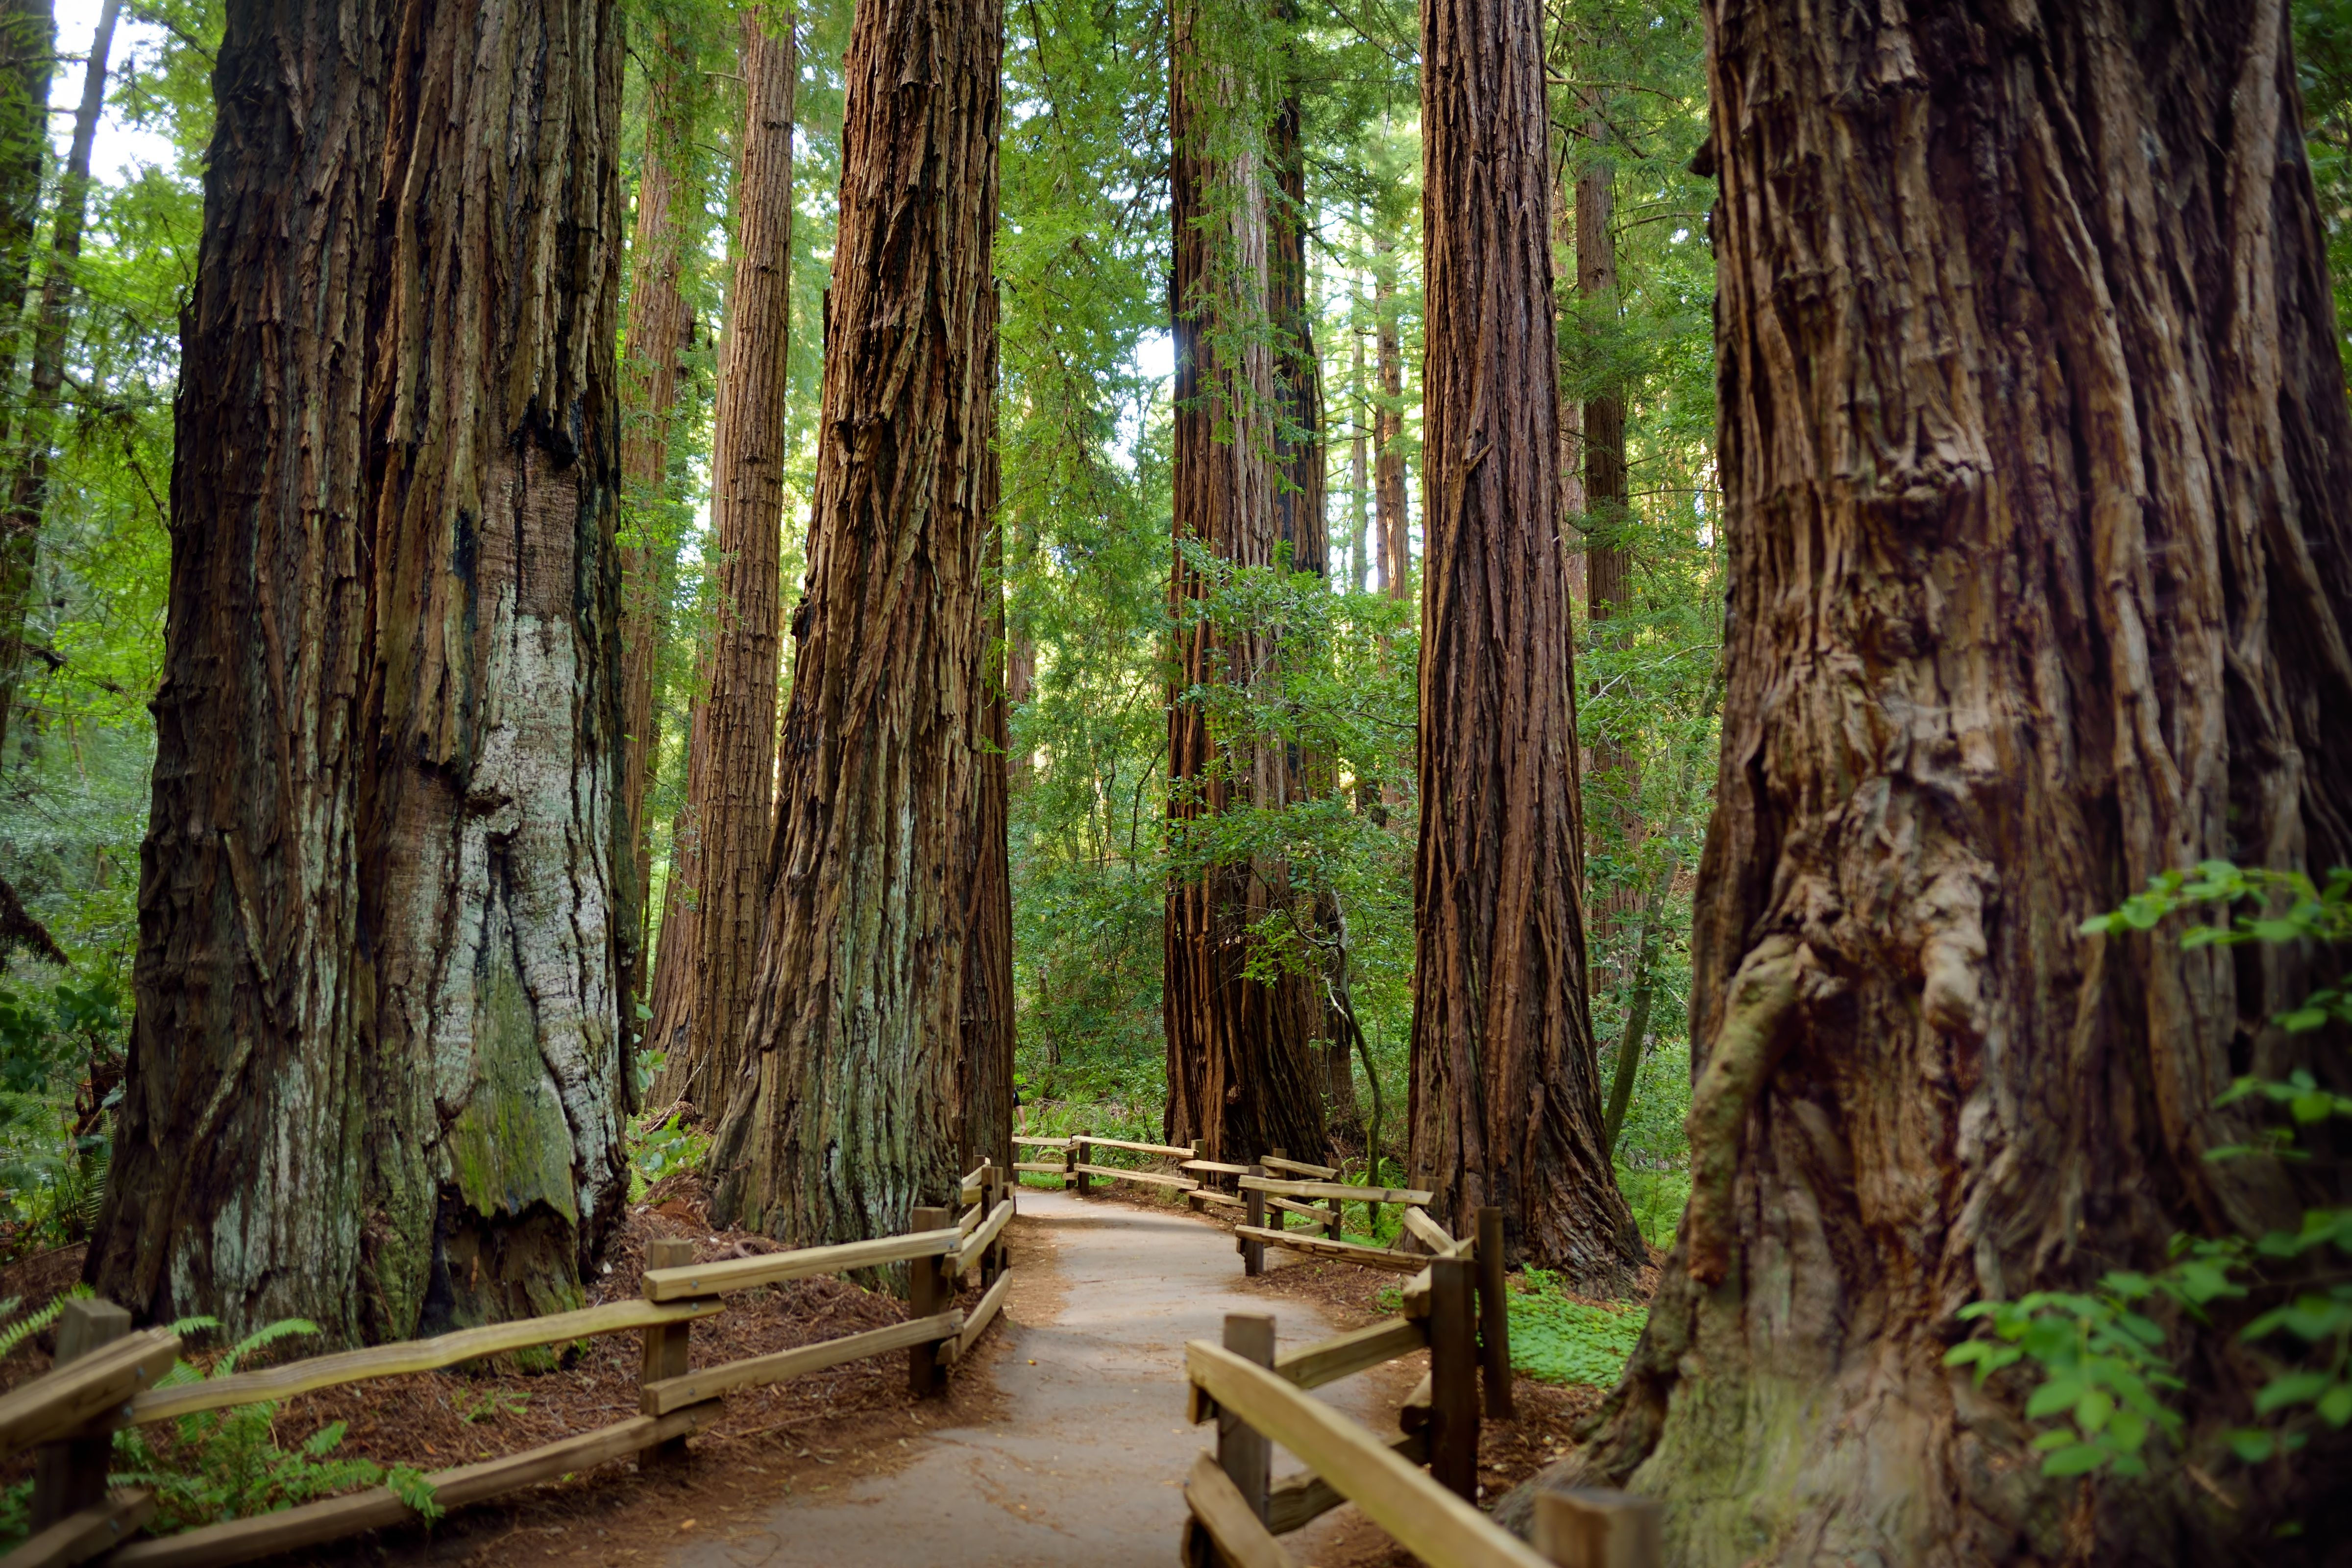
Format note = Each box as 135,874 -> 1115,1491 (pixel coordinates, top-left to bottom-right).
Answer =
708,0 -> 1001,1242
1161,0 -> 1326,1165
1410,0 -> 1642,1285
647,9 -> 796,1125
616,39 -> 699,1020
961,315 -> 1016,1183
94,0 -> 629,1341
1372,229 -> 1409,601
1517,1 -> 2352,1559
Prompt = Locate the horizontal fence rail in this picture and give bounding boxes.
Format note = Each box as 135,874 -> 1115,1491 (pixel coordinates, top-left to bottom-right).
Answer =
0,1159 -> 1020,1568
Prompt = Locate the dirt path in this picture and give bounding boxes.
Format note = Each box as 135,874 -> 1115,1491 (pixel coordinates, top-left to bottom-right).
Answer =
662,1186 -> 1384,1568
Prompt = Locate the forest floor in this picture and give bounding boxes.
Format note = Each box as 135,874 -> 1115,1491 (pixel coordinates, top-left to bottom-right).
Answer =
0,1182 -> 1600,1565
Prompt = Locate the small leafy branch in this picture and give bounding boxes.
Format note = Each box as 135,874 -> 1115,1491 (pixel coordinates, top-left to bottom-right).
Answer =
1946,862 -> 2352,1478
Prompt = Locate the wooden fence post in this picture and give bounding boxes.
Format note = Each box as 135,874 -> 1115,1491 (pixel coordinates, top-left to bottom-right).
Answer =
1061,1137 -> 1077,1191
1477,1205 -> 1513,1420
1268,1150 -> 1287,1233
1533,1484 -> 1663,1568
984,1167 -> 1010,1285
1241,1164 -> 1267,1276
908,1206 -> 952,1395
1072,1137 -> 1091,1198
1427,1256 -> 1479,1501
1217,1313 -> 1273,1516
1324,1193 -> 1343,1241
31,1297 -> 131,1528
637,1238 -> 696,1470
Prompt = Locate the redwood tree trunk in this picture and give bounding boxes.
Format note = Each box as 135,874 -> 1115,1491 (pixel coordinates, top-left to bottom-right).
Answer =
616,36 -> 700,1022
0,0 -> 111,771
1161,0 -> 1326,1165
1525,2 -> 2352,1560
1348,282 -> 1370,594
92,0 -> 628,1341
707,0 -> 1000,1244
1411,0 -> 1642,1285
647,9 -> 795,1125
1372,228 -> 1408,601
961,313 -> 1016,1185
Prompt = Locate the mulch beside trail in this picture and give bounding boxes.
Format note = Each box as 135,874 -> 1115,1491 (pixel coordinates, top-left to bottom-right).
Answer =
0,1177 -> 1010,1565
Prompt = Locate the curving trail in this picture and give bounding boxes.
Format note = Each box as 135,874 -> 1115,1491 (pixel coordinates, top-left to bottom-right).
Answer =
663,1186 -> 1382,1567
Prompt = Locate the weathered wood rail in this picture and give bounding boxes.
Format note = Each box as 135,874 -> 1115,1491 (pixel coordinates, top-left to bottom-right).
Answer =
0,1162 -> 1020,1568
1179,1218 -> 1661,1568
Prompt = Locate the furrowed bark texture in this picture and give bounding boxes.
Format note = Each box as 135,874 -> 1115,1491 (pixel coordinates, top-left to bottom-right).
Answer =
1412,0 -> 1642,1286
1162,0 -> 1326,1166
0,0 -> 109,771
1526,2 -> 2352,1560
92,0 -> 629,1342
616,38 -> 697,1020
647,8 -> 795,1125
708,0 -> 1001,1244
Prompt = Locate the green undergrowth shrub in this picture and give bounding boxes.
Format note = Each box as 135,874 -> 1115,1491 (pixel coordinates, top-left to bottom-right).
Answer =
0,1318 -> 441,1548
1614,1166 -> 1689,1251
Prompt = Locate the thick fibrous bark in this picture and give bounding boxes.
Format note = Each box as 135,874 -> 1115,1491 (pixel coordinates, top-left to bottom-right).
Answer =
708,0 -> 1001,1244
0,0 -> 108,770
92,0 -> 628,1342
1161,0 -> 1326,1165
1525,2 -> 2352,1560
616,40 -> 698,1020
1411,0 -> 1642,1286
960,327 -> 1016,1184
647,9 -> 795,1124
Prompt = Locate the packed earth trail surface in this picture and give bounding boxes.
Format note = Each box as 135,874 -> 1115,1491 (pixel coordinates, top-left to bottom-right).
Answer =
663,1186 -> 1384,1567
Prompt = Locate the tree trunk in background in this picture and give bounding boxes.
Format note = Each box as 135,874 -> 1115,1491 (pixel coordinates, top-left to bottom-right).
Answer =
1576,119 -> 1637,965
708,0 -> 1000,1244
1004,513 -> 1034,789
1372,228 -> 1408,601
0,0 -> 111,774
647,9 -> 795,1126
1514,2 -> 2352,1559
1348,280 -> 1369,595
960,316 -> 1016,1184
94,0 -> 628,1341
1551,139 -> 1586,613
616,35 -> 699,1025
0,0 -> 49,693
1412,0 -> 1641,1287
1161,0 -> 1326,1166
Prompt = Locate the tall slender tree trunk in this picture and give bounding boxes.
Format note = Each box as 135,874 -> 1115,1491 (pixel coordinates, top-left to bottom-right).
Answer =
91,0 -> 628,1342
616,36 -> 700,1023
1348,277 -> 1369,595
647,9 -> 795,1124
0,0 -> 50,467
1575,115 -> 1637,963
1514,2 -> 2352,1559
961,318 -> 1016,1184
0,0 -> 110,772
1551,135 -> 1587,613
1161,0 -> 1325,1165
707,0 -> 1001,1244
1412,0 -> 1642,1285
1372,227 -> 1408,601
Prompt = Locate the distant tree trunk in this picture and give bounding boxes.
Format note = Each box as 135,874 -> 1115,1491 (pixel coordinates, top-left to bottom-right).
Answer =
1551,137 -> 1587,612
708,0 -> 1000,1244
0,0 -> 110,772
616,36 -> 700,1024
0,0 -> 49,460
1411,0 -> 1642,1286
1348,277 -> 1370,594
1161,0 -> 1326,1165
1576,115 -> 1636,963
1004,513 -> 1034,789
91,0 -> 628,1342
961,319 -> 1016,1184
1372,227 -> 1408,601
1514,1 -> 2352,1558
647,9 -> 795,1126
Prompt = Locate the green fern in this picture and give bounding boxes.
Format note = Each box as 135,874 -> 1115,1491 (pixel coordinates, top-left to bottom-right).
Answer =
0,1284 -> 92,1362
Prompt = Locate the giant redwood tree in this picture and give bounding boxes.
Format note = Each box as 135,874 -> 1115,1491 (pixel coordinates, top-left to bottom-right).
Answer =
1411,0 -> 1643,1285
708,0 -> 1002,1243
646,8 -> 797,1123
1516,0 -> 2352,1559
1162,0 -> 1327,1165
91,0 -> 629,1341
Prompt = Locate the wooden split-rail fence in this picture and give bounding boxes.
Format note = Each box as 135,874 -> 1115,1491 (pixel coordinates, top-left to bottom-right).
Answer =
1178,1204 -> 1662,1568
0,1161 -> 1020,1568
